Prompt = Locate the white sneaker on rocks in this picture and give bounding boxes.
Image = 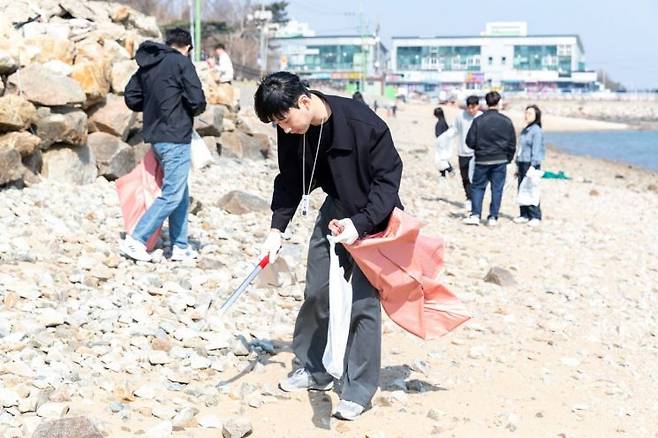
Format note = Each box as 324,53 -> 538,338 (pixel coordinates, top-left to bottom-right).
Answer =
528,219 -> 542,228
171,245 -> 198,261
119,235 -> 152,262
279,368 -> 333,392
333,400 -> 365,421
513,216 -> 530,224
487,218 -> 498,226
462,215 -> 480,226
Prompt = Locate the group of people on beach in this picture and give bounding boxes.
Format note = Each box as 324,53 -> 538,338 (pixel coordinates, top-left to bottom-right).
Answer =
115,25 -> 545,424
433,92 -> 545,226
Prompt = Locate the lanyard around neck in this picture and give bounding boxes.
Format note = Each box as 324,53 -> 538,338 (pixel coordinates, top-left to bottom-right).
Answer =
302,118 -> 324,198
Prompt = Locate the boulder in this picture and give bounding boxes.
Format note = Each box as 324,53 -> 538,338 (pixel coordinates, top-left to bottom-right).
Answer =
0,95 -> 37,132
42,143 -> 97,185
103,38 -> 131,63
88,94 -> 136,140
34,106 -> 88,148
128,12 -> 161,38
58,0 -> 97,21
71,60 -> 111,106
208,82 -> 237,108
219,131 -> 270,160
0,50 -> 18,75
195,104 -> 225,136
32,416 -> 102,438
222,416 -> 253,438
88,131 -> 135,180
0,131 -> 41,156
42,60 -> 74,76
121,30 -> 149,58
0,148 -> 23,186
111,59 -> 138,95
218,191 -> 269,215
23,35 -> 75,64
6,64 -> 85,106
483,267 -> 517,287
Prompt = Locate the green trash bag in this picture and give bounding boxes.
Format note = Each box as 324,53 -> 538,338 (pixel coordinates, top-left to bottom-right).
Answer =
542,170 -> 571,180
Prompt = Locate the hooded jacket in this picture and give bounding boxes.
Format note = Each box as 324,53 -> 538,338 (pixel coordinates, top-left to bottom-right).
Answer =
124,41 -> 206,144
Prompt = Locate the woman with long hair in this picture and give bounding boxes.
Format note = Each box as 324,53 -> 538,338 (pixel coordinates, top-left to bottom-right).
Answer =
433,107 -> 454,177
514,104 -> 545,226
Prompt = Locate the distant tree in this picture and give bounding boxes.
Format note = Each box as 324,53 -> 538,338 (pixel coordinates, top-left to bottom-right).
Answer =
597,70 -> 626,92
266,1 -> 289,23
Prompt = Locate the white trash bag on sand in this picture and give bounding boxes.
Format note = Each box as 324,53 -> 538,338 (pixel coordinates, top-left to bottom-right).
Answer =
190,130 -> 215,171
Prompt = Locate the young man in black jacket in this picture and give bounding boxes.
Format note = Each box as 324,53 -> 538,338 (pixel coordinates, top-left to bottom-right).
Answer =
254,72 -> 403,420
464,91 -> 516,226
121,28 -> 206,261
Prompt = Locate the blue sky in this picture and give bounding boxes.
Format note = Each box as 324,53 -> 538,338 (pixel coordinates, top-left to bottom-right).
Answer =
285,0 -> 658,89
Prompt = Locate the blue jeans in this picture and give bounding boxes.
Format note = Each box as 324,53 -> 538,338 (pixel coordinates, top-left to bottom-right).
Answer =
133,142 -> 191,249
471,162 -> 507,219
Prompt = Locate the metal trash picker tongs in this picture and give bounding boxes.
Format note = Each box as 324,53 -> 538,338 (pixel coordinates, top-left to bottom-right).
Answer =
202,254 -> 270,327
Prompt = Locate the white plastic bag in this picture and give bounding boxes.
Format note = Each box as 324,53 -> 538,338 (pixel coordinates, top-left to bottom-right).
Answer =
433,129 -> 454,172
322,236 -> 352,379
517,166 -> 543,206
190,130 -> 214,170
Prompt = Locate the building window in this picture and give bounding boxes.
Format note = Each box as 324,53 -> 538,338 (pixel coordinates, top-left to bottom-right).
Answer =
488,56 -> 493,65
501,56 -> 507,65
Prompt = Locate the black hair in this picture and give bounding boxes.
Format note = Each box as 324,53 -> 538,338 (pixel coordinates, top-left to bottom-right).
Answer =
166,27 -> 192,49
254,71 -> 311,123
485,91 -> 501,107
466,95 -> 479,107
215,43 -> 225,50
352,91 -> 364,103
523,104 -> 542,131
433,107 -> 449,136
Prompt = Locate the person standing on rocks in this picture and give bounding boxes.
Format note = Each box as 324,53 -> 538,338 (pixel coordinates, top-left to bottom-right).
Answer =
463,91 -> 516,226
254,71 -> 403,421
453,95 -> 482,211
514,104 -> 545,227
120,27 -> 206,262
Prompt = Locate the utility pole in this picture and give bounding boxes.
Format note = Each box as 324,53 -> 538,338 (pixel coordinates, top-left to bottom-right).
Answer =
194,0 -> 201,61
188,0 -> 194,61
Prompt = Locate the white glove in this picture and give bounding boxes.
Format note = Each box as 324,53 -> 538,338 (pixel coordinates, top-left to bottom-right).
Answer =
260,229 -> 282,263
332,218 -> 359,245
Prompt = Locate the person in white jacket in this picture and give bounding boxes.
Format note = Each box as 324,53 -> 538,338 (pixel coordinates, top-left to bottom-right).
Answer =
452,95 -> 482,211
212,43 -> 233,84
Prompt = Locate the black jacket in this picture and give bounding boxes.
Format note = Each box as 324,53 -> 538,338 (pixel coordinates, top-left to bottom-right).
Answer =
124,41 -> 206,144
271,92 -> 403,237
465,109 -> 516,163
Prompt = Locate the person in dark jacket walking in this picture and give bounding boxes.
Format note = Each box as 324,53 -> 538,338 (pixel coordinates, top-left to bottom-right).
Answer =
255,71 -> 403,421
463,91 -> 516,226
120,28 -> 206,261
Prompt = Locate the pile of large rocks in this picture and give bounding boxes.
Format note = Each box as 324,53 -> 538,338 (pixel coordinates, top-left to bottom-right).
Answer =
0,0 -> 270,188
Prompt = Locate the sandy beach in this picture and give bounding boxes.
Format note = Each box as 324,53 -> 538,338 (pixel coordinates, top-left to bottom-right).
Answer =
1,95 -> 657,437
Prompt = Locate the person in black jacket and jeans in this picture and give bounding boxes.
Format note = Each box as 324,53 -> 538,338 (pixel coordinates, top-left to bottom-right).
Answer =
463,91 -> 516,226
120,28 -> 206,262
254,72 -> 403,421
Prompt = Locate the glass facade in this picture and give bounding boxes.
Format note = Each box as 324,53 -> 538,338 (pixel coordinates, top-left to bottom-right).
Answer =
286,44 -> 368,71
397,46 -> 481,71
513,45 -> 559,70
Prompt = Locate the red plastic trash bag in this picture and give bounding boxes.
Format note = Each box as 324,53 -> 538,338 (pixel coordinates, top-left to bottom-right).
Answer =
115,147 -> 163,251
345,208 -> 470,339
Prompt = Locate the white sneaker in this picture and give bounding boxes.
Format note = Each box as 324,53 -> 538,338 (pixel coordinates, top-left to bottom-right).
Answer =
119,235 -> 152,262
513,216 -> 530,224
279,368 -> 333,392
170,245 -> 198,261
528,219 -> 542,227
462,215 -> 480,226
333,400 -> 365,421
487,218 -> 498,226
